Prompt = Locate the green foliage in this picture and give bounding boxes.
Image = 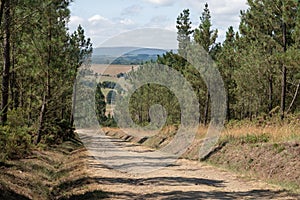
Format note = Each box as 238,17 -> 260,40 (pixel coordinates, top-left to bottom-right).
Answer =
176,9 -> 194,58
7,109 -> 28,127
7,2 -> 91,133
194,3 -> 218,53
94,82 -> 118,127
95,83 -> 107,125
0,0 -> 299,162
239,133 -> 270,144
273,143 -> 286,153
42,119 -> 75,145
103,2 -> 300,129
128,83 -> 181,126
0,126 -> 32,161
0,0 -> 92,156
234,0 -> 300,120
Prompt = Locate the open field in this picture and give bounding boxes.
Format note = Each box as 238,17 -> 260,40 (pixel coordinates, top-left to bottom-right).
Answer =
91,64 -> 138,76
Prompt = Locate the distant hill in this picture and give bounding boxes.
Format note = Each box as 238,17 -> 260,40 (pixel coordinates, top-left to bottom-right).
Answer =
92,47 -> 176,64
93,47 -> 138,57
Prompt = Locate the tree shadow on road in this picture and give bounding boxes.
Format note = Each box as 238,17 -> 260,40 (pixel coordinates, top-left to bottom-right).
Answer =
0,188 -> 30,200
53,175 -> 299,199
110,189 -> 299,200
58,190 -> 108,200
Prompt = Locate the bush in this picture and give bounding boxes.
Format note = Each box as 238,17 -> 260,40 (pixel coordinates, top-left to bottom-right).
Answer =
42,119 -> 75,145
240,133 -> 270,144
0,126 -> 32,161
7,108 -> 27,127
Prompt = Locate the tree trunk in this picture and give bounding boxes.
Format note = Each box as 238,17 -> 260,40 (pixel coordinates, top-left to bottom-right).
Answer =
198,88 -> 202,123
70,79 -> 77,127
280,67 -> 287,120
0,0 -> 5,27
11,41 -> 19,109
268,76 -> 273,114
287,80 -> 300,114
1,0 -> 10,124
204,90 -> 210,125
280,22 -> 287,120
226,90 -> 230,121
35,94 -> 46,144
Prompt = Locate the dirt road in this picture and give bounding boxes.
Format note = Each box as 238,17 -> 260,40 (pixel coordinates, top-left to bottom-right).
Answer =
77,129 -> 298,200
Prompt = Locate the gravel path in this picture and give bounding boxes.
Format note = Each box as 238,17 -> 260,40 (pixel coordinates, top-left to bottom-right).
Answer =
77,129 -> 298,200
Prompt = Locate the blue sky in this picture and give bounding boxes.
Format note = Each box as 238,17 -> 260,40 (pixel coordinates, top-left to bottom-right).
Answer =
68,0 -> 248,48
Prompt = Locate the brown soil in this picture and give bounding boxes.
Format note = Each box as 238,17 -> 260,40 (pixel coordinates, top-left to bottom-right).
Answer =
207,141 -> 300,192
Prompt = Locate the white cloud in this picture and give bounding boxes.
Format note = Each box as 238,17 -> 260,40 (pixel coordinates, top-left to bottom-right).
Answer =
88,14 -> 109,25
121,5 -> 143,16
70,0 -> 248,46
144,0 -> 176,7
69,16 -> 84,25
85,16 -> 139,47
209,0 -> 248,15
120,19 -> 135,25
183,0 -> 247,14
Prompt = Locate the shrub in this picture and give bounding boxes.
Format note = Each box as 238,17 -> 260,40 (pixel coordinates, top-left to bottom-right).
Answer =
7,108 -> 27,127
0,126 -> 32,161
240,133 -> 270,144
42,119 -> 75,145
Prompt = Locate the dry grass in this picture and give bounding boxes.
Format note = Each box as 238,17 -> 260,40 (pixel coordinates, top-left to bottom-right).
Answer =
222,118 -> 300,143
91,64 -> 138,76
190,116 -> 300,143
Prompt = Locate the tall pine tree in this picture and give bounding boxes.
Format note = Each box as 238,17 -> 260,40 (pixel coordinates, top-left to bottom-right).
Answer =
176,9 -> 193,59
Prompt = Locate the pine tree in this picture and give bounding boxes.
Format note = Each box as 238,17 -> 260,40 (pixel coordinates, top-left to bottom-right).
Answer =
194,3 -> 218,53
239,0 -> 298,120
193,3 -> 218,124
95,83 -> 107,125
217,26 -> 238,120
176,9 -> 194,58
1,0 -> 11,124
69,25 -> 93,127
0,0 -> 92,143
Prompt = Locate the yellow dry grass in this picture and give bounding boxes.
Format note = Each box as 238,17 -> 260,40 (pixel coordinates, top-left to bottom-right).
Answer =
222,119 -> 300,143
193,117 -> 300,143
91,64 -> 138,76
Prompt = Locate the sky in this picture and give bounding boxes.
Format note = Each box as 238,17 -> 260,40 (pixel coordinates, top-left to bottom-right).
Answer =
68,0 -> 249,49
